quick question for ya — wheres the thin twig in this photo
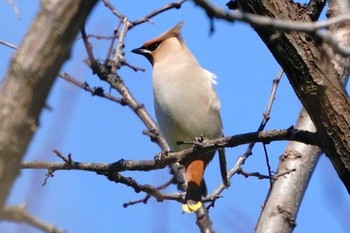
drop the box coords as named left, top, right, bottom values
left=75, top=34, right=116, bottom=41
left=58, top=72, right=124, bottom=104
left=81, top=25, right=96, bottom=63
left=107, top=173, right=182, bottom=203
left=262, top=143, right=273, bottom=186
left=123, top=178, right=174, bottom=207
left=53, top=149, right=72, bottom=164
left=102, top=0, right=124, bottom=19
left=42, top=168, right=54, bottom=186
left=132, top=0, right=188, bottom=26
left=237, top=168, right=296, bottom=180
left=0, top=39, right=18, bottom=50
left=106, top=21, right=122, bottom=61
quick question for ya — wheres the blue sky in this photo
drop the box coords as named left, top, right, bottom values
left=1, top=1, right=349, bottom=233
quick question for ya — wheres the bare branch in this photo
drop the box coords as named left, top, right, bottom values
left=194, top=0, right=350, bottom=31
left=237, top=168, right=296, bottom=180
left=107, top=173, right=182, bottom=203
left=1, top=204, right=64, bottom=233
left=0, top=39, right=18, bottom=50
left=21, top=129, right=320, bottom=173
left=81, top=25, right=96, bottom=64
left=132, top=0, right=188, bottom=26
left=102, top=0, right=125, bottom=19
left=194, top=0, right=350, bottom=56
left=58, top=72, right=124, bottom=104
left=123, top=179, right=173, bottom=207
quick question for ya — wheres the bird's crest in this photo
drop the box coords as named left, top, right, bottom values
left=143, top=21, right=184, bottom=48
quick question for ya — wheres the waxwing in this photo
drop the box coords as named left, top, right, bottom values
left=132, top=22, right=228, bottom=213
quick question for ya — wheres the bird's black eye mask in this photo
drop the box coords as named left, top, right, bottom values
left=145, top=41, right=161, bottom=51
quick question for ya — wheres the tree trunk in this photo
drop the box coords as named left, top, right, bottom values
left=255, top=109, right=322, bottom=233
left=0, top=0, right=98, bottom=209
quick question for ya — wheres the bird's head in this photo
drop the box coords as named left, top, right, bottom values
left=131, top=22, right=185, bottom=66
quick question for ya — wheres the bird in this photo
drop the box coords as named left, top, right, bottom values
left=132, top=22, right=228, bottom=213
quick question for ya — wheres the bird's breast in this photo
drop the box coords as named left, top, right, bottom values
left=153, top=66, right=222, bottom=151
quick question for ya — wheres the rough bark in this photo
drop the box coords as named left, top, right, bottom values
left=238, top=0, right=350, bottom=193
left=0, top=0, right=98, bottom=208
left=255, top=110, right=322, bottom=233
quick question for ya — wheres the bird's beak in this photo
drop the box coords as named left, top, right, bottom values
left=131, top=48, right=147, bottom=55
left=131, top=47, right=153, bottom=65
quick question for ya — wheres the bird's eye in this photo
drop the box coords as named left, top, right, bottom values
left=147, top=42, right=160, bottom=51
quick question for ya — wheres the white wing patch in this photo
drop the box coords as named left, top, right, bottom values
left=204, top=69, right=221, bottom=111
left=205, top=69, right=217, bottom=86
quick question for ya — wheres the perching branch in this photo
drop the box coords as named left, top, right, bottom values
left=22, top=128, right=320, bottom=173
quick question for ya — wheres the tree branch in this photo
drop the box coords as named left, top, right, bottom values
left=106, top=173, right=182, bottom=202
left=195, top=0, right=350, bottom=56
left=123, top=178, right=174, bottom=208
left=59, top=72, right=124, bottom=104
left=1, top=205, right=64, bottom=233
left=21, top=129, right=320, bottom=173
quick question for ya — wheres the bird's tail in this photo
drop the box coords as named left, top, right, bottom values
left=219, top=148, right=229, bottom=188
left=182, top=159, right=206, bottom=213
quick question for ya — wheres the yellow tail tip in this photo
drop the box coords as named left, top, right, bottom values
left=182, top=201, right=202, bottom=213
